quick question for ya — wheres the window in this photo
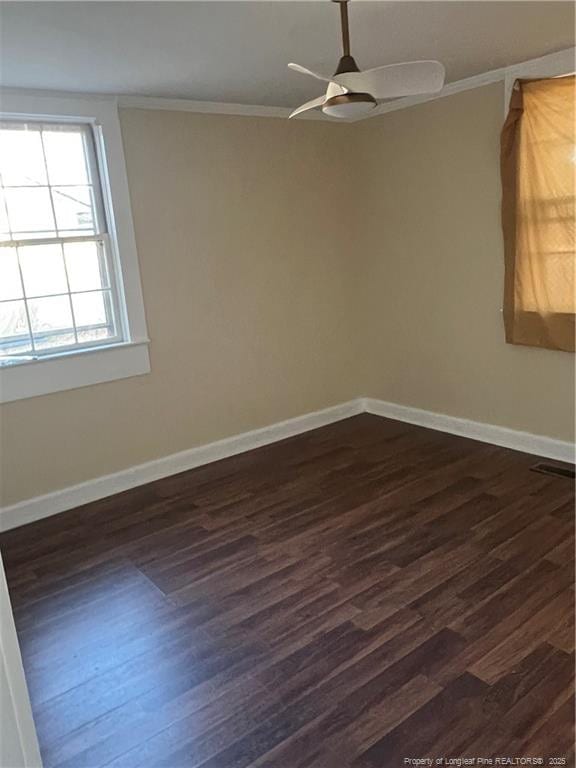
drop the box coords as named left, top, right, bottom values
left=0, top=121, right=123, bottom=359
left=0, top=93, right=149, bottom=402
left=501, top=74, right=575, bottom=352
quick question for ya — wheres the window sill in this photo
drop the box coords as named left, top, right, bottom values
left=0, top=340, right=150, bottom=403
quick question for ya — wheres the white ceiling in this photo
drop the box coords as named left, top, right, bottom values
left=0, top=2, right=574, bottom=108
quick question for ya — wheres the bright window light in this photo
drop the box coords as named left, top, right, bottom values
left=0, top=120, right=125, bottom=362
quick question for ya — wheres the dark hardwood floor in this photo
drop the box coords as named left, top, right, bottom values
left=1, top=414, right=574, bottom=768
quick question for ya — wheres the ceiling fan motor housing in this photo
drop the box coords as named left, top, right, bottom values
left=334, top=55, right=360, bottom=76
left=322, top=92, right=377, bottom=118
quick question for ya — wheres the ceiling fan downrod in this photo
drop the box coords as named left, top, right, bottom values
left=333, top=0, right=360, bottom=75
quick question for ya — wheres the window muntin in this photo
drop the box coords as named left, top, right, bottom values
left=0, top=120, right=124, bottom=362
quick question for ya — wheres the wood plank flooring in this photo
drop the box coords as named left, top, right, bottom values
left=1, top=414, right=574, bottom=768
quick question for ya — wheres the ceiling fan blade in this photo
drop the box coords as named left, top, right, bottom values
left=289, top=95, right=327, bottom=119
left=288, top=62, right=333, bottom=84
left=334, top=60, right=445, bottom=99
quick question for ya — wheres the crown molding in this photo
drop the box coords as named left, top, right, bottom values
left=117, top=95, right=336, bottom=121
left=0, top=87, right=343, bottom=123
left=2, top=48, right=573, bottom=125
left=118, top=95, right=291, bottom=117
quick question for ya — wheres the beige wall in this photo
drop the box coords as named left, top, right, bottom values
left=0, top=110, right=360, bottom=506
left=356, top=83, right=574, bottom=442
left=1, top=88, right=574, bottom=507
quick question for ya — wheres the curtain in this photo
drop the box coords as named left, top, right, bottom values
left=501, top=75, right=575, bottom=352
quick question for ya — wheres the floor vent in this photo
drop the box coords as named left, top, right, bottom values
left=530, top=462, right=575, bottom=480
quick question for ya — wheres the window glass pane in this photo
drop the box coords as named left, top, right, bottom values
left=0, top=191, right=10, bottom=239
left=43, top=128, right=89, bottom=185
left=28, top=294, right=73, bottom=337
left=4, top=187, right=55, bottom=236
left=0, top=300, right=31, bottom=354
left=19, top=244, right=68, bottom=297
left=0, top=248, right=23, bottom=300
left=0, top=125, right=47, bottom=186
left=64, top=241, right=108, bottom=291
left=77, top=326, right=113, bottom=344
left=52, top=186, right=95, bottom=233
left=0, top=338, right=33, bottom=356
left=72, top=290, right=110, bottom=329
left=33, top=330, right=76, bottom=351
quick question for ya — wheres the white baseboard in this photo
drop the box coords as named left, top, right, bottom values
left=0, top=399, right=364, bottom=532
left=2, top=396, right=573, bottom=532
left=363, top=397, right=575, bottom=465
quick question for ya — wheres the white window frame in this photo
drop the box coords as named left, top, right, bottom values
left=0, top=91, right=149, bottom=403
left=503, top=48, right=575, bottom=112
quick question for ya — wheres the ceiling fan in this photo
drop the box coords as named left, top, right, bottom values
left=288, top=0, right=445, bottom=119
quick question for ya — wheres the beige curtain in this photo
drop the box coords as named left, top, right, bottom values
left=501, top=75, right=575, bottom=352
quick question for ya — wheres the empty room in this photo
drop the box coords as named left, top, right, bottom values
left=0, top=1, right=574, bottom=766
